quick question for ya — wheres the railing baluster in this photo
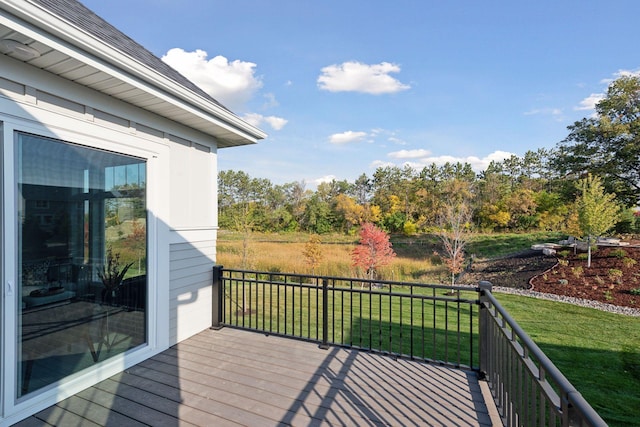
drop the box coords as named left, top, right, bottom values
left=432, top=287, right=437, bottom=361
left=457, top=294, right=461, bottom=366
left=320, top=278, right=329, bottom=349
left=377, top=291, right=381, bottom=351
left=444, top=300, right=449, bottom=363
left=369, top=284, right=373, bottom=350
left=409, top=284, right=414, bottom=360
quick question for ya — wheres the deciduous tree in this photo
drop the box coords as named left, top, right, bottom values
left=554, top=75, right=640, bottom=205
left=302, top=234, right=323, bottom=274
left=438, top=200, right=472, bottom=285
left=575, top=174, right=621, bottom=267
left=351, top=223, right=396, bottom=281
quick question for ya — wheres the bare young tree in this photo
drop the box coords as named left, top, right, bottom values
left=437, top=200, right=472, bottom=286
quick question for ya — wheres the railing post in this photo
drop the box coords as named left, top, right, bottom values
left=319, top=278, right=329, bottom=349
left=211, top=265, right=224, bottom=330
left=478, top=280, right=492, bottom=379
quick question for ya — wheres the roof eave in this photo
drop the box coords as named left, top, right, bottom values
left=1, top=0, right=267, bottom=146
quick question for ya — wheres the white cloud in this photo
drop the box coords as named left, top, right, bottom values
left=377, top=150, right=514, bottom=172
left=329, top=131, right=368, bottom=145
left=242, top=113, right=288, bottom=130
left=264, top=116, right=288, bottom=130
left=370, top=160, right=395, bottom=169
left=388, top=149, right=432, bottom=159
left=314, top=175, right=337, bottom=185
left=318, top=61, right=410, bottom=94
left=161, top=48, right=262, bottom=111
left=578, top=69, right=640, bottom=112
left=602, top=68, right=640, bottom=84
left=575, top=93, right=604, bottom=111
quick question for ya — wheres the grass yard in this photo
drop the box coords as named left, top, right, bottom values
left=495, top=292, right=640, bottom=427
left=467, top=231, right=565, bottom=258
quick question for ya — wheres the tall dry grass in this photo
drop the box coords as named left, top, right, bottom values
left=216, top=231, right=446, bottom=283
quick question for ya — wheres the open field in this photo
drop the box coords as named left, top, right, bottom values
left=216, top=230, right=564, bottom=284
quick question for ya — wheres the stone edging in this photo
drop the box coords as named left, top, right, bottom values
left=492, top=286, right=640, bottom=317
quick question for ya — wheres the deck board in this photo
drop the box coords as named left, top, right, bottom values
left=14, top=328, right=496, bottom=426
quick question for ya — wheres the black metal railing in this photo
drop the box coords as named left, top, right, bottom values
left=212, top=266, right=607, bottom=426
left=213, top=267, right=481, bottom=368
left=479, top=286, right=607, bottom=427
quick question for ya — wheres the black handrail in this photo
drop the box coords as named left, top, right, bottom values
left=480, top=284, right=607, bottom=427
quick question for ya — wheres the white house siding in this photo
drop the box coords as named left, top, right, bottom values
left=169, top=233, right=216, bottom=344
left=167, top=135, right=218, bottom=344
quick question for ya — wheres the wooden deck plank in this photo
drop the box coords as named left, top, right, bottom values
left=15, top=328, right=496, bottom=426
left=168, top=341, right=486, bottom=424
left=105, top=374, right=249, bottom=427
left=191, top=330, right=492, bottom=426
left=179, top=331, right=489, bottom=421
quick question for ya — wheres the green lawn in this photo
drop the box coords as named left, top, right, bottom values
left=224, top=280, right=480, bottom=366
left=468, top=231, right=565, bottom=258
left=495, top=292, right=640, bottom=427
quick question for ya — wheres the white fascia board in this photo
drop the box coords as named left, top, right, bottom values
left=0, top=1, right=267, bottom=143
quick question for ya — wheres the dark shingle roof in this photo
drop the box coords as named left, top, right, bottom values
left=29, top=0, right=227, bottom=109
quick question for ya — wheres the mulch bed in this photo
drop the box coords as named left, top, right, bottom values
left=463, top=246, right=640, bottom=310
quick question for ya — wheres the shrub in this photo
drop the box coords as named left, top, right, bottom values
left=608, top=268, right=623, bottom=278
left=558, top=259, right=569, bottom=267
left=630, top=287, right=640, bottom=296
left=577, top=253, right=589, bottom=260
left=610, top=248, right=628, bottom=258
left=571, top=266, right=584, bottom=278
left=558, top=250, right=570, bottom=258
left=608, top=269, right=624, bottom=284
left=622, top=257, right=637, bottom=268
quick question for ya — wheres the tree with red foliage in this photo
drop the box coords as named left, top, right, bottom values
left=351, top=222, right=396, bottom=281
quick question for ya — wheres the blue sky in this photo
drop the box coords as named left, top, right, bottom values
left=82, top=0, right=640, bottom=187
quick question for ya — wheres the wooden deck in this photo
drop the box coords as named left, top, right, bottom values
left=15, top=328, right=498, bottom=426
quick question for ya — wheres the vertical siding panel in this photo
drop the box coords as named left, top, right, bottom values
left=169, top=239, right=215, bottom=345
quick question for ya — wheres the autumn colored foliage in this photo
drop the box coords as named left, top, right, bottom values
left=302, top=234, right=323, bottom=274
left=351, top=223, right=396, bottom=280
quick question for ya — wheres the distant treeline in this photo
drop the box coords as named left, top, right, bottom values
left=219, top=75, right=640, bottom=236
left=218, top=152, right=637, bottom=236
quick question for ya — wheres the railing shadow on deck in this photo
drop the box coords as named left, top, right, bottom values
left=212, top=266, right=608, bottom=427
left=277, top=343, right=493, bottom=426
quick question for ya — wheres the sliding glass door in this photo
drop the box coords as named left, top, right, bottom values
left=16, top=133, right=147, bottom=397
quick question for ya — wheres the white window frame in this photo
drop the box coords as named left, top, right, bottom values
left=1, top=115, right=163, bottom=422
